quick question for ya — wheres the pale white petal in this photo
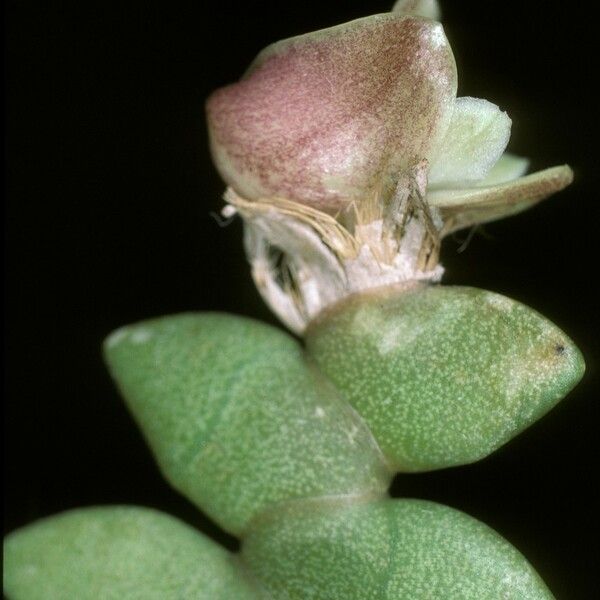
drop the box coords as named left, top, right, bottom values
left=428, top=97, right=511, bottom=189
left=478, top=153, right=529, bottom=186
left=427, top=165, right=573, bottom=234
left=392, top=0, right=441, bottom=20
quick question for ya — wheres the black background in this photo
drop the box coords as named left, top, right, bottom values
left=5, top=1, right=599, bottom=598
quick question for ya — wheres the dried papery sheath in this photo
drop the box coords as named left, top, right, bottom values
left=207, top=3, right=573, bottom=333
left=225, top=163, right=445, bottom=333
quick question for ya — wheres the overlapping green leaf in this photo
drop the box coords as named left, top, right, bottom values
left=104, top=313, right=390, bottom=534
left=306, top=285, right=584, bottom=471
left=243, top=498, right=554, bottom=599
left=4, top=506, right=259, bottom=600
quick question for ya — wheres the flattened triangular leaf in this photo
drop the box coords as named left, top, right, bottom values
left=307, top=285, right=584, bottom=471
left=104, top=313, right=389, bottom=534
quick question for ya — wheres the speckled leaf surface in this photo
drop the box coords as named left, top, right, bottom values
left=3, top=506, right=259, bottom=600
left=243, top=498, right=554, bottom=599
left=104, top=313, right=390, bottom=535
left=306, top=285, right=584, bottom=471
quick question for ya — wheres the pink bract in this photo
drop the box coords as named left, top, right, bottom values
left=207, top=14, right=456, bottom=213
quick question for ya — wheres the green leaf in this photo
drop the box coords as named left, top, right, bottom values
left=306, top=285, right=584, bottom=471
left=243, top=498, right=554, bottom=599
left=104, top=313, right=389, bottom=534
left=3, top=506, right=258, bottom=600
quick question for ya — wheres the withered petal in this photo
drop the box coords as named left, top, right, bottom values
left=429, top=165, right=573, bottom=234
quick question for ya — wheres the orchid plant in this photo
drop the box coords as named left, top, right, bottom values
left=4, top=1, right=583, bottom=599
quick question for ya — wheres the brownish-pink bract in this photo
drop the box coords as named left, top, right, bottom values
left=207, top=14, right=456, bottom=213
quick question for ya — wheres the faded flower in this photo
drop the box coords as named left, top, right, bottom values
left=206, top=0, right=572, bottom=333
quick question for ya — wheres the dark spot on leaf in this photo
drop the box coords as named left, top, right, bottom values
left=555, top=344, right=566, bottom=355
